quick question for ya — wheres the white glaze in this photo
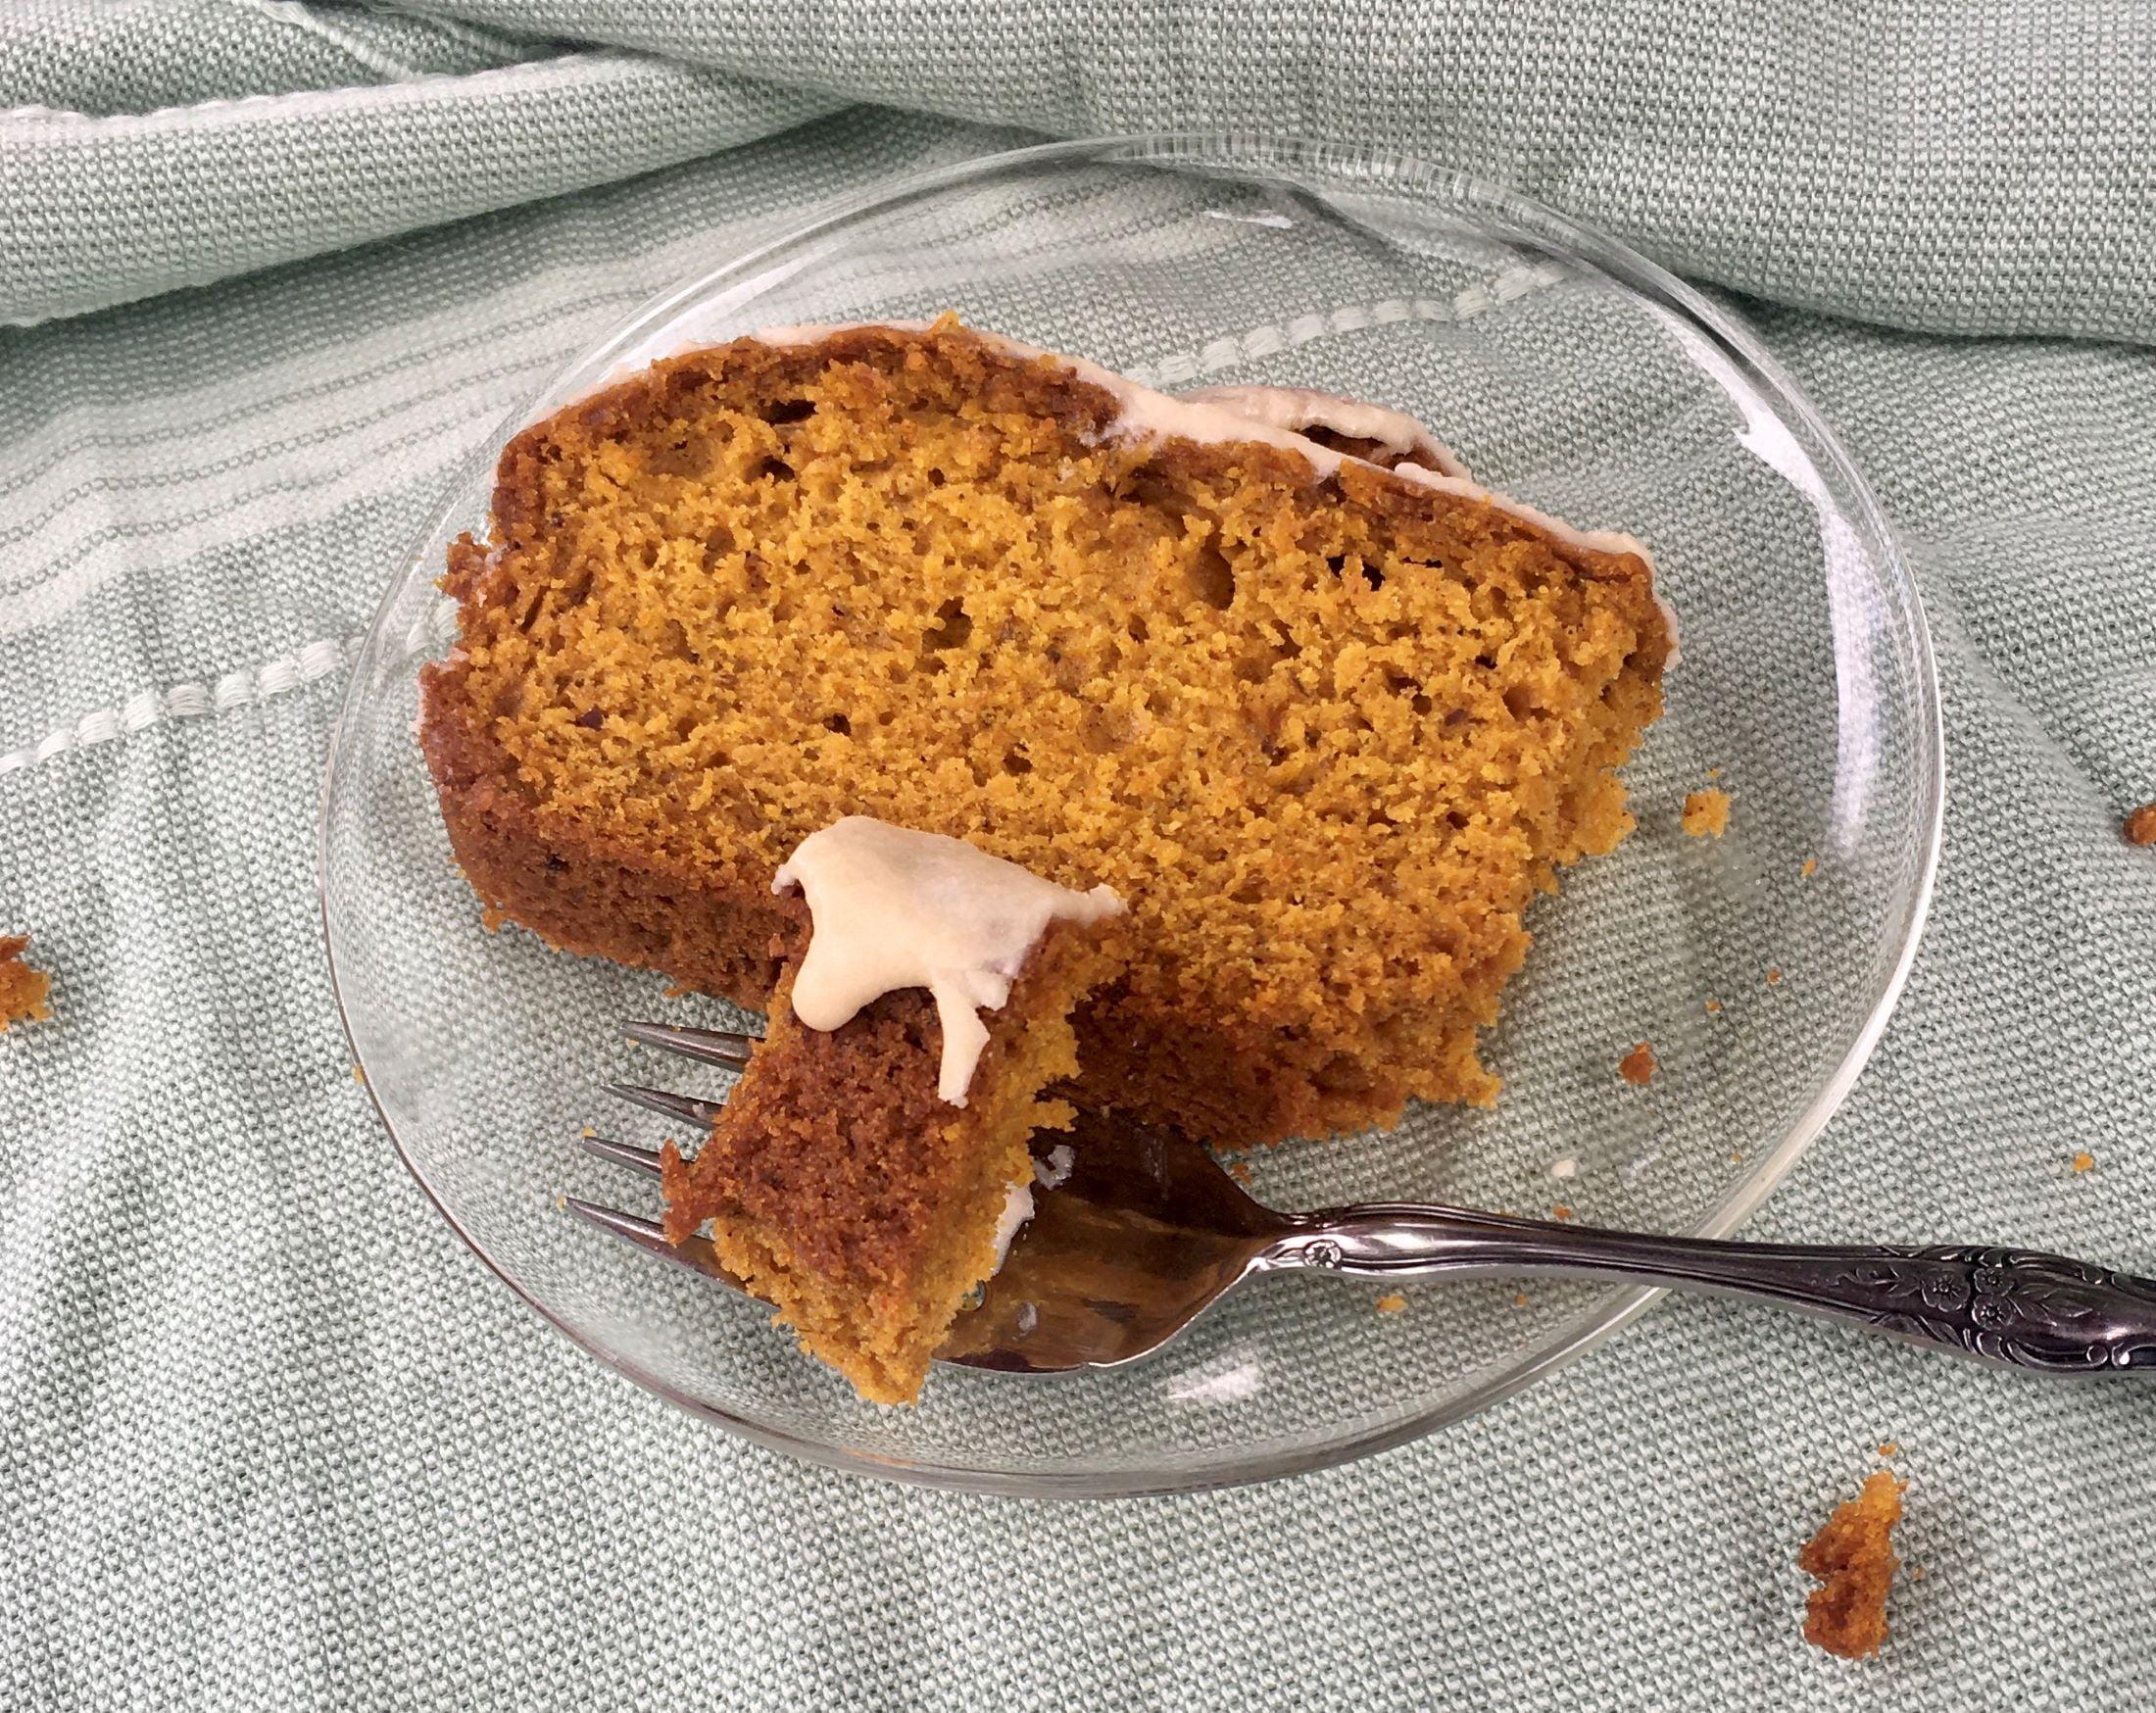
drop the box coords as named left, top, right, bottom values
left=772, top=816, right=1121, bottom=1105
left=1175, top=383, right=1471, bottom=479
left=989, top=1181, right=1035, bottom=1269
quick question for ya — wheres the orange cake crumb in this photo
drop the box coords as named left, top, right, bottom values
left=1550, top=1204, right=1574, bottom=1221
left=1512, top=1291, right=1530, bottom=1306
left=419, top=317, right=1669, bottom=1148
left=1800, top=856, right=1818, bottom=878
left=1618, top=1040, right=1657, bottom=1085
left=1704, top=998, right=1723, bottom=1014
left=2072, top=1150, right=2095, bottom=1174
left=1877, top=1441, right=1899, bottom=1457
left=1800, top=1471, right=1905, bottom=1659
left=2124, top=803, right=2156, bottom=846
left=1682, top=788, right=1731, bottom=839
left=1226, top=1159, right=1253, bottom=1185
left=1766, top=966, right=1784, bottom=986
left=1374, top=1293, right=1407, bottom=1315
left=0, top=936, right=52, bottom=1032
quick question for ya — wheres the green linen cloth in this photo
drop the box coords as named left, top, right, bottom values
left=3, top=4, right=2153, bottom=1707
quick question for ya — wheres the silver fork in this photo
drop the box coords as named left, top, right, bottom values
left=570, top=1023, right=2156, bottom=1376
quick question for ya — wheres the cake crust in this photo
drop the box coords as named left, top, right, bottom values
left=421, top=317, right=1669, bottom=1144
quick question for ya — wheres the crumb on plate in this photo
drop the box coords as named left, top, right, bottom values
left=1618, top=1040, right=1657, bottom=1085
left=1800, top=1470, right=1905, bottom=1659
left=1374, top=1293, right=1407, bottom=1315
left=1682, top=788, right=1732, bottom=839
left=2125, top=803, right=2156, bottom=846
left=0, top=936, right=52, bottom=1032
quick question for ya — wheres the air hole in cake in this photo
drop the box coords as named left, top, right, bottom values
left=1503, top=685, right=1544, bottom=721
left=1443, top=707, right=1469, bottom=726
left=1080, top=708, right=1129, bottom=755
left=703, top=523, right=736, bottom=561
left=573, top=708, right=605, bottom=730
left=927, top=468, right=947, bottom=488
left=1359, top=561, right=1386, bottom=592
left=1411, top=693, right=1434, bottom=715
left=1126, top=613, right=1149, bottom=644
left=544, top=853, right=567, bottom=872
left=822, top=713, right=852, bottom=736
left=753, top=455, right=795, bottom=483
left=922, top=598, right=972, bottom=652
left=763, top=398, right=815, bottom=424
left=1446, top=808, right=1472, bottom=831
left=646, top=437, right=712, bottom=477
left=1475, top=652, right=1497, bottom=671
left=1003, top=750, right=1033, bottom=775
left=658, top=618, right=699, bottom=662
left=1187, top=545, right=1236, bottom=610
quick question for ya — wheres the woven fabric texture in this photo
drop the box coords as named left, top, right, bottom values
left=3, top=6, right=2154, bottom=1709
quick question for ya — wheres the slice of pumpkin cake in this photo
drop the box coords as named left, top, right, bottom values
left=421, top=315, right=1670, bottom=1144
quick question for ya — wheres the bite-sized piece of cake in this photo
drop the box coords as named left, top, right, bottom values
left=0, top=936, right=51, bottom=1032
left=1799, top=1470, right=1906, bottom=1659
left=661, top=818, right=1126, bottom=1404
left=420, top=315, right=1670, bottom=1145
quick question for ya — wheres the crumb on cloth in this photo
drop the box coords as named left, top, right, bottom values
left=2125, top=803, right=2156, bottom=846
left=1683, top=789, right=1732, bottom=839
left=0, top=936, right=52, bottom=1031
left=1618, top=1041, right=1657, bottom=1085
left=1800, top=1470, right=1905, bottom=1660
left=1373, top=1293, right=1407, bottom=1315
left=2072, top=1150, right=2095, bottom=1174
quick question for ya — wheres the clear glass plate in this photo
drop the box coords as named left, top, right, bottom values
left=320, top=135, right=1942, bottom=1496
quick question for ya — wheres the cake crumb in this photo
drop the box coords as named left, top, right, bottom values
left=1550, top=1156, right=1579, bottom=1181
left=1512, top=1292, right=1530, bottom=1307
left=2071, top=1150, right=2095, bottom=1174
left=580, top=1125, right=598, bottom=1139
left=1877, top=1441, right=1899, bottom=1457
left=1800, top=1471, right=1905, bottom=1659
left=1550, top=1204, right=1574, bottom=1222
left=1618, top=1041, right=1657, bottom=1085
left=1227, top=1158, right=1253, bottom=1185
left=1706, top=767, right=1721, bottom=782
left=1800, top=857, right=1819, bottom=879
left=1374, top=1293, right=1407, bottom=1315
left=1682, top=789, right=1732, bottom=839
left=1729, top=1150, right=1745, bottom=1163
left=2125, top=803, right=2156, bottom=846
left=1909, top=1566, right=1926, bottom=1583
left=1704, top=998, right=1723, bottom=1014
left=351, top=1064, right=367, bottom=1086
left=1766, top=966, right=1784, bottom=986
left=0, top=936, right=52, bottom=1032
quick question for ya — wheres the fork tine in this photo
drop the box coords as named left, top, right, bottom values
left=579, top=1133, right=663, bottom=1177
left=606, top=1081, right=725, bottom=1126
left=622, top=1020, right=760, bottom=1071
left=562, top=1197, right=754, bottom=1293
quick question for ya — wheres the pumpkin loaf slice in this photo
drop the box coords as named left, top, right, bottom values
left=421, top=315, right=1670, bottom=1145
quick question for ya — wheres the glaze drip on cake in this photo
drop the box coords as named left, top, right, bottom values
left=1174, top=383, right=1471, bottom=478
left=748, top=319, right=1659, bottom=566
left=774, top=815, right=1123, bottom=1104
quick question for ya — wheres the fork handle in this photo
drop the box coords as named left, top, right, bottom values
left=1260, top=1205, right=2156, bottom=1373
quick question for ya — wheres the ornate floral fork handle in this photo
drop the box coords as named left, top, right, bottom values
left=1264, top=1208, right=2156, bottom=1372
